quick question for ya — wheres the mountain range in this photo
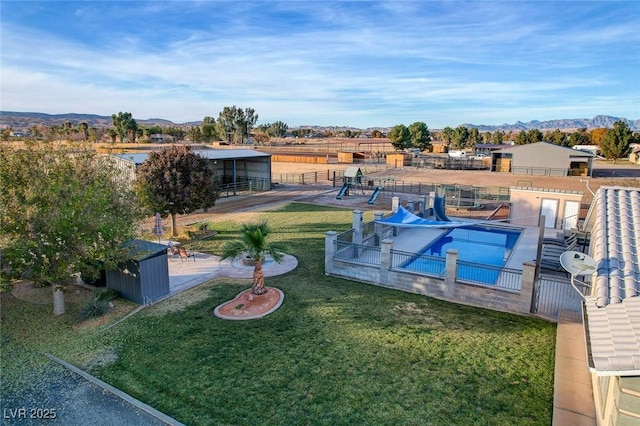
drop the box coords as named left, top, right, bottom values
left=1, top=111, right=638, bottom=132
left=460, top=115, right=639, bottom=132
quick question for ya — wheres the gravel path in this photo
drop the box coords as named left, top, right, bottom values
left=1, top=358, right=174, bottom=426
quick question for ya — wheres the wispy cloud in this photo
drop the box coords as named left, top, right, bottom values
left=1, top=1, right=638, bottom=127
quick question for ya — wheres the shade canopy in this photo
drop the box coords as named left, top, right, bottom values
left=375, top=207, right=475, bottom=228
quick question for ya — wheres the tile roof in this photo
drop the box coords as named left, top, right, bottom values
left=584, top=186, right=640, bottom=374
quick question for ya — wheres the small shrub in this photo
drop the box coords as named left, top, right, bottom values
left=196, top=222, right=210, bottom=231
left=77, top=298, right=110, bottom=322
left=95, top=289, right=118, bottom=302
left=0, top=277, right=13, bottom=293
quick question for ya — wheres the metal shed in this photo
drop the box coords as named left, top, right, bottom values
left=106, top=239, right=170, bottom=304
left=491, top=142, right=594, bottom=176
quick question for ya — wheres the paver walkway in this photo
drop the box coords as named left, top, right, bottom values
left=552, top=315, right=597, bottom=425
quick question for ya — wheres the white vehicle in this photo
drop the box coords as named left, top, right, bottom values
left=448, top=150, right=467, bottom=158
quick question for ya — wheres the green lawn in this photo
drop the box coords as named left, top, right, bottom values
left=1, top=203, right=556, bottom=425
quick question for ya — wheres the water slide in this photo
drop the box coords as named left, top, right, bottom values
left=433, top=196, right=451, bottom=221
left=368, top=186, right=383, bottom=205
left=336, top=182, right=350, bottom=199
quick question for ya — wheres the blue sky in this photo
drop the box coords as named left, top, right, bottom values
left=1, top=1, right=638, bottom=128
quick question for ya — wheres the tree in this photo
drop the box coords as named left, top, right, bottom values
left=601, top=120, right=633, bottom=162
left=590, top=128, right=608, bottom=147
left=491, top=130, right=505, bottom=144
left=568, top=128, right=590, bottom=147
left=220, top=221, right=285, bottom=295
left=407, top=122, right=432, bottom=151
left=468, top=127, right=482, bottom=148
left=388, top=124, right=411, bottom=151
left=253, top=131, right=270, bottom=145
left=528, top=129, right=544, bottom=144
left=441, top=126, right=454, bottom=144
left=29, top=125, right=41, bottom=138
left=188, top=126, right=203, bottom=142
left=165, top=127, right=186, bottom=141
left=201, top=116, right=218, bottom=141
left=136, top=146, right=219, bottom=236
left=215, top=106, right=258, bottom=144
left=108, top=129, right=118, bottom=143
left=266, top=121, right=289, bottom=138
left=515, top=129, right=543, bottom=145
left=451, top=126, right=469, bottom=149
left=0, top=141, right=142, bottom=315
left=545, top=129, right=568, bottom=146
left=79, top=122, right=89, bottom=141
left=515, top=130, right=528, bottom=145
left=111, top=112, right=138, bottom=143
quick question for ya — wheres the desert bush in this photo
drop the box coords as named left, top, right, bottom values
left=77, top=298, right=110, bottom=322
left=95, top=289, right=119, bottom=302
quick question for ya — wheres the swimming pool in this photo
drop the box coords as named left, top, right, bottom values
left=403, top=225, right=522, bottom=284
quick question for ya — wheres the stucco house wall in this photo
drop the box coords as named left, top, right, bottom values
left=509, top=187, right=584, bottom=230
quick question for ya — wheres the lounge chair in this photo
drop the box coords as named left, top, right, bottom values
left=543, top=233, right=578, bottom=248
left=178, top=246, right=196, bottom=262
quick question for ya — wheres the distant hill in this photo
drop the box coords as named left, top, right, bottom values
left=1, top=111, right=638, bottom=132
left=0, top=111, right=178, bottom=129
left=459, top=115, right=639, bottom=132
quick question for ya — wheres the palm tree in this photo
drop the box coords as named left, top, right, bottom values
left=220, top=221, right=285, bottom=295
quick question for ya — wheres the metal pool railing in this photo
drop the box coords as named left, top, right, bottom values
left=334, top=241, right=381, bottom=265
left=391, top=249, right=446, bottom=278
left=336, top=229, right=355, bottom=243
left=333, top=241, right=523, bottom=290
left=456, top=260, right=522, bottom=291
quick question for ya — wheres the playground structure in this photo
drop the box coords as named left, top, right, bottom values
left=334, top=168, right=506, bottom=212
left=336, top=172, right=396, bottom=205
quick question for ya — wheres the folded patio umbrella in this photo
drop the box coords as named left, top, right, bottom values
left=153, top=212, right=164, bottom=243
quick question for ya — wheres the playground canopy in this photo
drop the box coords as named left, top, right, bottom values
left=343, top=166, right=363, bottom=184
left=375, top=207, right=477, bottom=228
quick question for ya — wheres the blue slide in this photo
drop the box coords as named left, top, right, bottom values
left=336, top=182, right=350, bottom=199
left=433, top=196, right=451, bottom=221
left=368, top=186, right=382, bottom=204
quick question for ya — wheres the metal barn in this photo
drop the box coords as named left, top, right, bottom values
left=491, top=142, right=594, bottom=176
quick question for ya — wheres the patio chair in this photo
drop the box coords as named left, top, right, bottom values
left=178, top=246, right=196, bottom=262
left=168, top=244, right=180, bottom=260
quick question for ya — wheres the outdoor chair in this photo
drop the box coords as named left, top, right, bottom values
left=168, top=245, right=180, bottom=260
left=178, top=246, right=196, bottom=262
left=542, top=233, right=578, bottom=248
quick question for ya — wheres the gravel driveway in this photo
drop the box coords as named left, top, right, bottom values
left=1, top=357, right=179, bottom=426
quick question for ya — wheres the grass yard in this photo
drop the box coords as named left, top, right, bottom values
left=1, top=203, right=556, bottom=425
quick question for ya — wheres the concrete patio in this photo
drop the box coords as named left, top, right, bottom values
left=165, top=248, right=298, bottom=296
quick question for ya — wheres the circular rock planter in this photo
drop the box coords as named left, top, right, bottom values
left=213, top=287, right=284, bottom=320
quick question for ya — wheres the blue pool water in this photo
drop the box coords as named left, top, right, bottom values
left=403, top=225, right=522, bottom=284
